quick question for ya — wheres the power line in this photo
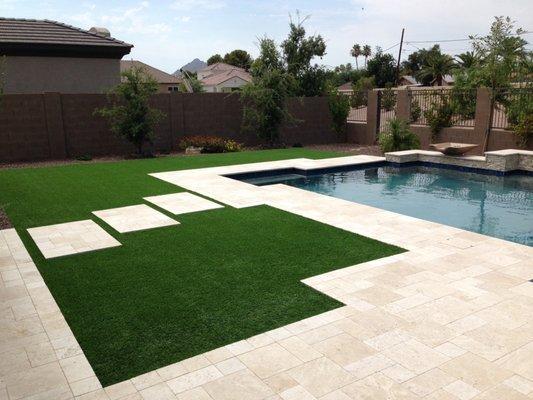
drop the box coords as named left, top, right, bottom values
left=404, top=30, right=532, bottom=44
left=383, top=42, right=400, bottom=52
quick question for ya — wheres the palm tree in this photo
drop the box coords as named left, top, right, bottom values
left=362, top=45, right=371, bottom=68
left=350, top=44, right=361, bottom=69
left=455, top=51, right=479, bottom=69
left=416, top=53, right=456, bottom=86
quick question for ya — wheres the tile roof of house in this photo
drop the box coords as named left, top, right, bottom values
left=0, top=18, right=132, bottom=57
left=338, top=82, right=353, bottom=91
left=121, top=60, right=181, bottom=84
left=201, top=69, right=252, bottom=86
left=200, top=62, right=243, bottom=72
left=401, top=75, right=419, bottom=85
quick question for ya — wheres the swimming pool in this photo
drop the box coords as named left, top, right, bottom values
left=235, top=163, right=533, bottom=246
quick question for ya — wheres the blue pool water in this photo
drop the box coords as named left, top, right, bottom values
left=240, top=164, right=533, bottom=246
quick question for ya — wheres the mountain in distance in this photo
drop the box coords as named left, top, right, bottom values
left=173, top=58, right=207, bottom=76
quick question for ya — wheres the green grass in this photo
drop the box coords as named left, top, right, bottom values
left=0, top=149, right=405, bottom=385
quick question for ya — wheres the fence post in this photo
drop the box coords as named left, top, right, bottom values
left=473, top=87, right=491, bottom=150
left=396, top=89, right=410, bottom=121
left=366, top=90, right=379, bottom=144
left=43, top=92, right=67, bottom=159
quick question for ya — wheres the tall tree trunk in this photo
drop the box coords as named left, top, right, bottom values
left=355, top=58, right=358, bottom=70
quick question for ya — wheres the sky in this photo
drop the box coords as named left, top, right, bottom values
left=2, top=0, right=532, bottom=74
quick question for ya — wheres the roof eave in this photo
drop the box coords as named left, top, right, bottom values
left=0, top=42, right=133, bottom=59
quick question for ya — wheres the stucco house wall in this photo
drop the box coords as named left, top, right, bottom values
left=4, top=56, right=121, bottom=94
left=204, top=76, right=249, bottom=93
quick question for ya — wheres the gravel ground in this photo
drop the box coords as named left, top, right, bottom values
left=0, top=208, right=12, bottom=230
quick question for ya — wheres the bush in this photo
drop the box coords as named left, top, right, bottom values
left=378, top=118, right=420, bottom=152
left=410, top=99, right=422, bottom=123
left=424, top=97, right=453, bottom=138
left=178, top=135, right=243, bottom=153
left=381, top=86, right=396, bottom=111
left=327, top=84, right=351, bottom=139
left=506, top=90, right=533, bottom=147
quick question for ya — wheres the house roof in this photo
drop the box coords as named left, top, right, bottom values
left=338, top=82, right=353, bottom=91
left=400, top=75, right=419, bottom=85
left=0, top=18, right=132, bottom=58
left=121, top=60, right=181, bottom=84
left=201, top=69, right=252, bottom=86
left=200, top=62, right=242, bottom=73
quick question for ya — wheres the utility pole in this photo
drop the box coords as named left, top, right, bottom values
left=396, top=28, right=405, bottom=85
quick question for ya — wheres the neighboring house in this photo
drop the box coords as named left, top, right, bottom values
left=197, top=63, right=252, bottom=92
left=338, top=82, right=353, bottom=95
left=0, top=18, right=132, bottom=94
left=431, top=74, right=454, bottom=87
left=121, top=60, right=182, bottom=93
left=398, top=75, right=421, bottom=87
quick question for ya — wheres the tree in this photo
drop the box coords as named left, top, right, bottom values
left=416, top=53, right=456, bottom=86
left=401, top=45, right=442, bottom=84
left=95, top=66, right=164, bottom=156
left=250, top=37, right=284, bottom=78
left=366, top=48, right=396, bottom=87
left=456, top=51, right=479, bottom=69
left=207, top=54, right=223, bottom=65
left=350, top=44, right=361, bottom=69
left=223, top=49, right=253, bottom=70
left=326, top=82, right=351, bottom=139
left=362, top=45, right=371, bottom=68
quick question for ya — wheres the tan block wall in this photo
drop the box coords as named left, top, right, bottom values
left=3, top=56, right=121, bottom=94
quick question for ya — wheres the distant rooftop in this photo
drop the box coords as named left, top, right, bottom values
left=201, top=68, right=252, bottom=86
left=121, top=60, right=181, bottom=84
left=0, top=18, right=132, bottom=58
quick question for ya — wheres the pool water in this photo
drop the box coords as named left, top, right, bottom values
left=243, top=164, right=533, bottom=246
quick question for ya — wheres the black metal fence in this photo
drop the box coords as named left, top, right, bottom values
left=491, top=87, right=533, bottom=129
left=377, top=89, right=396, bottom=132
left=409, top=88, right=476, bottom=127
left=347, top=91, right=367, bottom=122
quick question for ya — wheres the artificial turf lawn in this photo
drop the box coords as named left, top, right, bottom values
left=0, top=149, right=405, bottom=385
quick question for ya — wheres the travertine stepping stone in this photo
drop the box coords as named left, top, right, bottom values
left=93, top=204, right=179, bottom=233
left=28, top=220, right=121, bottom=259
left=144, top=192, right=223, bottom=215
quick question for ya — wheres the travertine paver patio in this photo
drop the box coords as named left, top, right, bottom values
left=1, top=155, right=532, bottom=400
left=93, top=204, right=179, bottom=233
left=27, top=219, right=121, bottom=259
left=144, top=192, right=223, bottom=215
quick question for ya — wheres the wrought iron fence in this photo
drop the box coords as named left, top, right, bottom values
left=409, top=88, right=476, bottom=127
left=491, top=87, right=533, bottom=130
left=377, top=89, right=396, bottom=132
left=347, top=90, right=367, bottom=122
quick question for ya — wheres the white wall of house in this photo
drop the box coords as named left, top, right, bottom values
left=203, top=76, right=249, bottom=93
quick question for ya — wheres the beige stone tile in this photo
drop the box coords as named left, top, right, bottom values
left=4, top=361, right=71, bottom=400
left=351, top=285, right=403, bottom=306
left=139, top=382, right=176, bottom=400
left=441, top=353, right=514, bottom=391
left=167, top=366, right=222, bottom=394
left=203, top=370, right=273, bottom=400
left=297, top=324, right=342, bottom=345
left=247, top=333, right=275, bottom=348
left=131, top=371, right=164, bottom=391
left=75, top=388, right=111, bottom=400
left=287, top=357, right=354, bottom=397
left=204, top=347, right=233, bottom=364
left=502, top=375, right=533, bottom=396
left=434, top=342, right=468, bottom=358
left=105, top=380, right=138, bottom=400
left=279, top=385, right=316, bottom=400
left=312, top=333, right=375, bottom=367
left=344, top=353, right=395, bottom=380
left=59, top=354, right=95, bottom=383
left=443, top=380, right=480, bottom=400
left=382, top=339, right=449, bottom=375
left=340, top=372, right=421, bottom=399
left=381, top=364, right=416, bottom=383
left=278, top=336, right=322, bottom=362
left=176, top=387, right=213, bottom=400
left=26, top=341, right=57, bottom=367
left=496, top=342, right=533, bottom=381
left=402, top=368, right=456, bottom=397
left=263, top=372, right=298, bottom=394
left=214, top=357, right=246, bottom=375
left=181, top=355, right=211, bottom=373
left=70, top=376, right=102, bottom=397
left=144, top=192, right=223, bottom=215
left=0, top=348, right=30, bottom=376
left=472, top=385, right=530, bottom=400
left=319, top=390, right=352, bottom=400
left=93, top=204, right=178, bottom=233
left=238, top=343, right=302, bottom=379
left=423, top=389, right=461, bottom=400
left=363, top=329, right=411, bottom=351
left=27, top=220, right=120, bottom=259
left=225, top=340, right=254, bottom=356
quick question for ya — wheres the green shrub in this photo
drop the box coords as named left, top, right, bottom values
left=178, top=135, right=243, bottom=153
left=327, top=84, right=351, bottom=139
left=378, top=118, right=420, bottom=152
left=410, top=100, right=422, bottom=123
left=381, top=86, right=396, bottom=111
left=424, top=97, right=453, bottom=138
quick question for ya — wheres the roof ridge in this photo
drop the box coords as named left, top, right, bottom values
left=43, top=19, right=132, bottom=47
left=0, top=17, right=132, bottom=48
